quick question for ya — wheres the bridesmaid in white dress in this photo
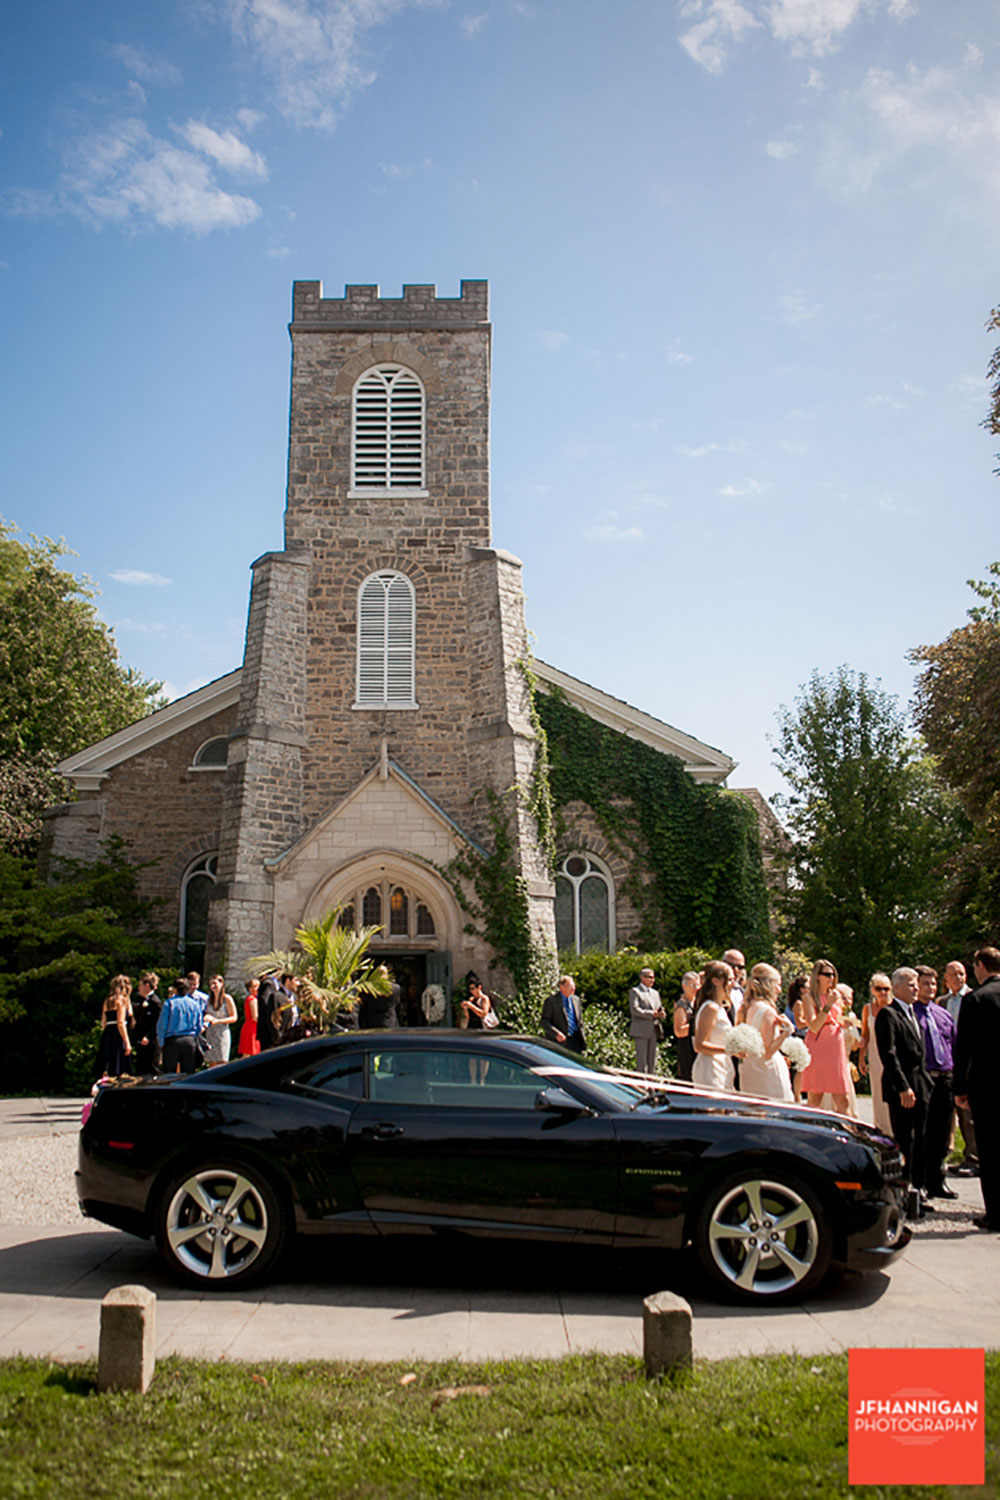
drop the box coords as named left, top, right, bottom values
left=739, top=963, right=794, bottom=1101
left=692, top=961, right=736, bottom=1092
left=860, top=972, right=893, bottom=1135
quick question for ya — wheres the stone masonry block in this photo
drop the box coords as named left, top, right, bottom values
left=642, top=1291, right=693, bottom=1377
left=98, top=1284, right=157, bottom=1393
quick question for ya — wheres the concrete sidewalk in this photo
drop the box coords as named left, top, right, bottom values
left=0, top=1097, right=995, bottom=1365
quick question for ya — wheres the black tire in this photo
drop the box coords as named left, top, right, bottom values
left=154, top=1159, right=288, bottom=1290
left=693, top=1169, right=832, bottom=1304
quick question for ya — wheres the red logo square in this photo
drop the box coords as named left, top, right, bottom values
left=849, top=1348, right=984, bottom=1486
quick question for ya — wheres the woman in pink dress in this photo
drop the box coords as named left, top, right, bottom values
left=800, top=959, right=850, bottom=1114
left=238, top=978, right=260, bottom=1057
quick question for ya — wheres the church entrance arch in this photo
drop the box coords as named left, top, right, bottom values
left=299, top=851, right=459, bottom=1019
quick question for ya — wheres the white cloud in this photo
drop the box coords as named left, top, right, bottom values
left=766, top=139, right=798, bottom=159
left=59, top=118, right=262, bottom=233
left=679, top=0, right=913, bottom=74
left=677, top=442, right=719, bottom=458
left=179, top=122, right=269, bottom=179
left=632, top=418, right=664, bottom=431
left=719, top=477, right=770, bottom=496
left=678, top=0, right=761, bottom=76
left=109, top=569, right=174, bottom=587
left=540, top=329, right=569, bottom=349
left=461, top=11, right=489, bottom=36
left=806, top=66, right=824, bottom=88
left=666, top=342, right=694, bottom=364
left=112, top=44, right=183, bottom=87
left=781, top=438, right=808, bottom=453
left=866, top=392, right=906, bottom=411
left=583, top=524, right=645, bottom=542
left=267, top=243, right=293, bottom=257
left=826, top=58, right=1000, bottom=200
left=223, top=0, right=437, bottom=130
left=779, top=292, right=820, bottom=326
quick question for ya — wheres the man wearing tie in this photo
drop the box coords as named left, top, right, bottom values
left=628, top=967, right=666, bottom=1074
left=541, top=975, right=586, bottom=1054
left=875, top=967, right=932, bottom=1205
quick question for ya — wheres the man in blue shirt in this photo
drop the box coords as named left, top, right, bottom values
left=914, top=964, right=957, bottom=1202
left=157, top=980, right=207, bottom=1074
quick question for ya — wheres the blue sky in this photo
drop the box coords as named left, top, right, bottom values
left=2, top=0, right=998, bottom=802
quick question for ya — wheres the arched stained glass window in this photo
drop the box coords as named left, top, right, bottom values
left=355, top=571, right=417, bottom=709
left=554, top=852, right=615, bottom=955
left=389, top=887, right=408, bottom=936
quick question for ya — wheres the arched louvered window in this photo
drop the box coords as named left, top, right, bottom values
left=354, top=570, right=417, bottom=709
left=352, top=366, right=425, bottom=490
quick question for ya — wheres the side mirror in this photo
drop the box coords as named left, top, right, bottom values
left=535, top=1086, right=586, bottom=1114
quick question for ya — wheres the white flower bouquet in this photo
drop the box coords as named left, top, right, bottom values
left=725, top=1023, right=764, bottom=1058
left=780, top=1035, right=811, bottom=1071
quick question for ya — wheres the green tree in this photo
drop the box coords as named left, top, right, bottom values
left=0, top=838, right=170, bottom=1092
left=771, top=667, right=967, bottom=986
left=910, top=564, right=1000, bottom=939
left=0, top=518, right=161, bottom=848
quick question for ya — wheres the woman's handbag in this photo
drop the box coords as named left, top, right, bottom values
left=482, top=1009, right=500, bottom=1030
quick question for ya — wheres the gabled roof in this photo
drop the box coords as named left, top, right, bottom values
left=57, top=669, right=242, bottom=790
left=532, top=660, right=734, bottom=784
left=56, top=659, right=735, bottom=790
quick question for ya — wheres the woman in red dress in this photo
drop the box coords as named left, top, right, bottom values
left=238, top=978, right=261, bottom=1057
left=800, top=959, right=850, bottom=1114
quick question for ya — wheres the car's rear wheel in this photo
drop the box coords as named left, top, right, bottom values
left=155, top=1161, right=287, bottom=1289
left=693, top=1171, right=832, bottom=1303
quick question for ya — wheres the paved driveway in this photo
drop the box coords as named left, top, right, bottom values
left=0, top=1097, right=994, bottom=1364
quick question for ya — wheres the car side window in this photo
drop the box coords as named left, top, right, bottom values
left=293, top=1053, right=365, bottom=1099
left=369, top=1049, right=543, bottom=1109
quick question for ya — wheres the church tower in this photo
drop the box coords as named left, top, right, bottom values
left=207, top=281, right=556, bottom=1000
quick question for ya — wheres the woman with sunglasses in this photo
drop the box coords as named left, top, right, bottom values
left=860, top=972, right=893, bottom=1134
left=799, top=959, right=851, bottom=1114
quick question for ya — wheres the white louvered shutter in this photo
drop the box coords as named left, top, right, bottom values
left=356, top=571, right=416, bottom=706
left=353, top=367, right=424, bottom=489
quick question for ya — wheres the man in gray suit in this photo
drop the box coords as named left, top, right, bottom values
left=628, top=967, right=666, bottom=1074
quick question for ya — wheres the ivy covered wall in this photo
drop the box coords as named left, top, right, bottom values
left=537, top=689, right=773, bottom=957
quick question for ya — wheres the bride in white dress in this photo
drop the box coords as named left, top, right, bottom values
left=692, top=961, right=736, bottom=1092
left=739, top=963, right=794, bottom=1102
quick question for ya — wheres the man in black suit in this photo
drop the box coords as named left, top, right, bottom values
left=360, top=965, right=401, bottom=1029
left=875, top=967, right=932, bottom=1204
left=541, top=975, right=586, bottom=1054
left=954, top=946, right=1000, bottom=1232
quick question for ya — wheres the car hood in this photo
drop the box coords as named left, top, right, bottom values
left=663, top=1084, right=893, bottom=1148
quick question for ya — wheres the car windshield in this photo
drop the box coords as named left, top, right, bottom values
left=519, top=1045, right=657, bottom=1112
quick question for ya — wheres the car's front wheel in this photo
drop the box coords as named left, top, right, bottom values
left=155, top=1161, right=287, bottom=1289
left=693, top=1171, right=832, bottom=1303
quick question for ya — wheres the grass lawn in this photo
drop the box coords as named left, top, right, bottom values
left=0, top=1351, right=996, bottom=1499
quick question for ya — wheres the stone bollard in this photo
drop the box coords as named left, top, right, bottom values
left=642, top=1290, right=693, bottom=1377
left=98, top=1285, right=157, bottom=1394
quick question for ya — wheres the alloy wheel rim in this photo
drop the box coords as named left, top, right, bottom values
left=707, top=1178, right=819, bottom=1295
left=165, top=1169, right=269, bottom=1279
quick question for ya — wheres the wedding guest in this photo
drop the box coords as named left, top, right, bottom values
left=238, top=977, right=261, bottom=1057
left=132, top=971, right=161, bottom=1075
left=673, top=971, right=698, bottom=1082
left=628, top=967, right=666, bottom=1074
left=799, top=960, right=851, bottom=1115
left=860, top=973, right=893, bottom=1135
left=738, top=963, right=793, bottom=1101
left=954, top=946, right=1000, bottom=1231
left=94, top=974, right=134, bottom=1080
left=876, top=967, right=932, bottom=1203
left=785, top=975, right=810, bottom=1100
left=157, top=980, right=206, bottom=1075
left=692, top=961, right=736, bottom=1093
left=914, top=964, right=958, bottom=1201
left=201, top=974, right=238, bottom=1066
left=941, top=959, right=977, bottom=1176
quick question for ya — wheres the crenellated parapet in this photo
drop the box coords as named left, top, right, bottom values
left=292, top=279, right=489, bottom=330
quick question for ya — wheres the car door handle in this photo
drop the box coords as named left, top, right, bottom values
left=362, top=1122, right=404, bottom=1140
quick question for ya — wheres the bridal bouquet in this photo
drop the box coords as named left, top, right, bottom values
left=780, top=1035, right=811, bottom=1071
left=725, top=1023, right=764, bottom=1058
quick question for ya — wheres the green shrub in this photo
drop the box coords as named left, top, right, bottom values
left=64, top=1022, right=102, bottom=1095
left=565, top=947, right=714, bottom=1015
left=493, top=985, right=674, bottom=1074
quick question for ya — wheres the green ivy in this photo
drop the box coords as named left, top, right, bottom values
left=516, top=654, right=557, bottom=876
left=537, top=689, right=773, bottom=956
left=439, top=788, right=555, bottom=1004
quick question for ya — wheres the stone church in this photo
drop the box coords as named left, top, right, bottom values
left=45, top=280, right=749, bottom=1008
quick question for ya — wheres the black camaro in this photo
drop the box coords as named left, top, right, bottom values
left=77, top=1031, right=910, bottom=1304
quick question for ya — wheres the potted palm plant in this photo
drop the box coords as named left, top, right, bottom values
left=248, top=906, right=391, bottom=1032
